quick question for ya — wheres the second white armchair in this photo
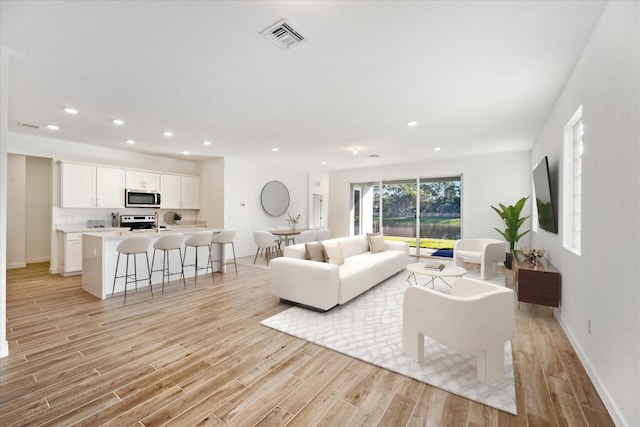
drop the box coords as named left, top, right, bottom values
left=453, top=238, right=506, bottom=279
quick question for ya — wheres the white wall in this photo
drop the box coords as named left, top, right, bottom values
left=196, top=157, right=225, bottom=229
left=223, top=157, right=308, bottom=258
left=1, top=46, right=9, bottom=357
left=25, top=156, right=52, bottom=263
left=328, top=150, right=532, bottom=242
left=6, top=155, right=26, bottom=268
left=530, top=2, right=639, bottom=426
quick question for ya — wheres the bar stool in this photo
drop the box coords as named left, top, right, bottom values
left=150, top=233, right=185, bottom=294
left=182, top=231, right=214, bottom=287
left=112, top=236, right=152, bottom=304
left=208, top=230, right=238, bottom=277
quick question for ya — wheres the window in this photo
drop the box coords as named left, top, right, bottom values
left=563, top=106, right=583, bottom=254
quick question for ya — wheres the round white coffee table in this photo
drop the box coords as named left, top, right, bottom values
left=406, top=262, right=467, bottom=289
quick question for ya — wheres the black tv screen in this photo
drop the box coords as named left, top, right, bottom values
left=533, top=156, right=558, bottom=233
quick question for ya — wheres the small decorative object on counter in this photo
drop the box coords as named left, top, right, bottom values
left=521, top=247, right=545, bottom=267
left=287, top=212, right=300, bottom=230
left=111, top=212, right=119, bottom=227
left=173, top=212, right=182, bottom=225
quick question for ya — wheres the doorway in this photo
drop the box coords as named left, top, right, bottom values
left=6, top=154, right=52, bottom=268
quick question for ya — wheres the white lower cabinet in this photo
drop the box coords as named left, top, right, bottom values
left=57, top=232, right=83, bottom=276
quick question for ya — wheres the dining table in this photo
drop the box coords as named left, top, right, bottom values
left=271, top=229, right=306, bottom=247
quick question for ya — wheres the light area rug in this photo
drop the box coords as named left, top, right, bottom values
left=260, top=268, right=517, bottom=414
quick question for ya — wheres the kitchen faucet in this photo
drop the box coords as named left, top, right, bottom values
left=154, top=211, right=159, bottom=232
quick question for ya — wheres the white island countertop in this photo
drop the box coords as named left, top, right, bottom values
left=83, top=226, right=218, bottom=239
left=82, top=228, right=224, bottom=299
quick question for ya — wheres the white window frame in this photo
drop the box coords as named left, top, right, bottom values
left=562, top=106, right=583, bottom=255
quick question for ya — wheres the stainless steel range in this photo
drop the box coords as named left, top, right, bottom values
left=120, top=215, right=159, bottom=231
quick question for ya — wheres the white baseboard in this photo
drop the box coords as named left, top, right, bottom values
left=26, top=257, right=50, bottom=264
left=555, top=311, right=629, bottom=427
left=6, top=262, right=26, bottom=269
left=0, top=339, right=8, bottom=358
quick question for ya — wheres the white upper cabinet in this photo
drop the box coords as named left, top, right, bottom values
left=61, top=163, right=96, bottom=208
left=96, top=166, right=125, bottom=208
left=160, top=174, right=200, bottom=209
left=60, top=162, right=125, bottom=208
left=160, top=174, right=181, bottom=209
left=180, top=175, right=200, bottom=209
left=125, top=170, right=160, bottom=191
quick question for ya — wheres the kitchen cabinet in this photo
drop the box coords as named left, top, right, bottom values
left=126, top=170, right=160, bottom=191
left=160, top=174, right=200, bottom=209
left=60, top=162, right=125, bottom=208
left=56, top=231, right=83, bottom=276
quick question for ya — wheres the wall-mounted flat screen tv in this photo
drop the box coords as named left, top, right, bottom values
left=532, top=156, right=558, bottom=233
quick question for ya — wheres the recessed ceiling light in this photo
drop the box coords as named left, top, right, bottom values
left=181, top=150, right=189, bottom=155
left=434, top=147, right=442, bottom=151
left=64, top=107, right=78, bottom=114
left=202, top=140, right=211, bottom=146
left=112, top=119, right=125, bottom=125
left=352, top=148, right=359, bottom=155
left=46, top=124, right=60, bottom=130
left=163, top=131, right=173, bottom=137
left=407, top=121, right=417, bottom=127
left=272, top=147, right=279, bottom=152
left=321, top=161, right=327, bottom=165
left=125, top=139, right=135, bottom=144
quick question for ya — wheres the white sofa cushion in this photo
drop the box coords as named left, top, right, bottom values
left=337, top=234, right=369, bottom=258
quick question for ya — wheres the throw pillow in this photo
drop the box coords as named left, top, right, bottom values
left=322, top=241, right=345, bottom=265
left=367, top=232, right=386, bottom=253
left=305, top=242, right=326, bottom=262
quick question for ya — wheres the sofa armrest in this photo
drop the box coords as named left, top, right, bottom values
left=269, top=257, right=340, bottom=311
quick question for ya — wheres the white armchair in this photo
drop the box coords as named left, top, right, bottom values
left=453, top=238, right=506, bottom=279
left=402, top=278, right=514, bottom=384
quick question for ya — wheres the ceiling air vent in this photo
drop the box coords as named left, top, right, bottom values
left=17, top=122, right=40, bottom=130
left=261, top=19, right=305, bottom=50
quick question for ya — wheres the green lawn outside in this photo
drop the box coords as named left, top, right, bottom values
left=384, top=235, right=455, bottom=249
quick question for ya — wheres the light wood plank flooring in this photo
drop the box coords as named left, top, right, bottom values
left=1, top=262, right=614, bottom=426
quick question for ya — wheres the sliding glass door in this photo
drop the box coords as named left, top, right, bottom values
left=351, top=176, right=461, bottom=257
left=418, top=178, right=461, bottom=254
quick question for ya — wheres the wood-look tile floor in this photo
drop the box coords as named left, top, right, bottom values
left=1, top=262, right=614, bottom=426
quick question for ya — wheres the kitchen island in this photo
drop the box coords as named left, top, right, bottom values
left=82, top=228, right=223, bottom=299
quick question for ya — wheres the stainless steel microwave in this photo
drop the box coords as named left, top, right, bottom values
left=125, top=189, right=161, bottom=208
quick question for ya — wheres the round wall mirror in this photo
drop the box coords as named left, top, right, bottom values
left=261, top=180, right=290, bottom=217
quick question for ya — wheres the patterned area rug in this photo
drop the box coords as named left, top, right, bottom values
left=261, top=268, right=517, bottom=414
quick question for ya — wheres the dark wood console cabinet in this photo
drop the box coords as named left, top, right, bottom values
left=513, top=251, right=560, bottom=314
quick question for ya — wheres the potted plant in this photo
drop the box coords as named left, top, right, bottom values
left=491, top=196, right=530, bottom=269
left=173, top=212, right=182, bottom=225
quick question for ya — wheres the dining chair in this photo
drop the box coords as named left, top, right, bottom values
left=315, top=228, right=331, bottom=241
left=296, top=229, right=317, bottom=244
left=253, top=230, right=280, bottom=265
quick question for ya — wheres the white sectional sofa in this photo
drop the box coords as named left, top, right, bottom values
left=269, top=234, right=409, bottom=311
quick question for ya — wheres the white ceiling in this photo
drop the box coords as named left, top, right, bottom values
left=1, top=1, right=606, bottom=172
